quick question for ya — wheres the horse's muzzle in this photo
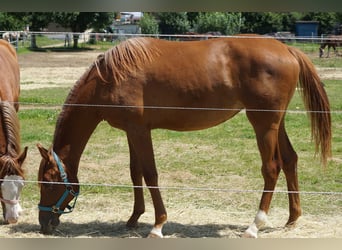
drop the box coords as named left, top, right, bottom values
left=39, top=211, right=60, bottom=234
left=6, top=217, right=19, bottom=224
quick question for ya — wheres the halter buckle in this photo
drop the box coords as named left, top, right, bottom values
left=52, top=205, right=60, bottom=214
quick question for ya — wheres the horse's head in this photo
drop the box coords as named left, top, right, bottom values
left=0, top=146, right=28, bottom=224
left=37, top=143, right=79, bottom=234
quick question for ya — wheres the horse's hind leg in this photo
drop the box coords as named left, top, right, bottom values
left=243, top=112, right=282, bottom=238
left=126, top=138, right=145, bottom=228
left=278, top=122, right=301, bottom=226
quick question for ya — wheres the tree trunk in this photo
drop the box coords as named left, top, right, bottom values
left=30, top=34, right=37, bottom=48
left=73, top=34, right=79, bottom=49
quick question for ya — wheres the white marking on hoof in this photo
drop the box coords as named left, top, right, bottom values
left=148, top=227, right=163, bottom=238
left=243, top=210, right=268, bottom=238
left=242, top=224, right=258, bottom=238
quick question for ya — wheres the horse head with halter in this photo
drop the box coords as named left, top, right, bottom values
left=37, top=145, right=79, bottom=234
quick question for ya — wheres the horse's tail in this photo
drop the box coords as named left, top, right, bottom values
left=288, top=46, right=332, bottom=167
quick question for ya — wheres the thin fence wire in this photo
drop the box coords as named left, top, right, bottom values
left=1, top=178, right=341, bottom=196
left=8, top=101, right=342, bottom=115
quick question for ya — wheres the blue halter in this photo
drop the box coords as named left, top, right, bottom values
left=38, top=151, right=79, bottom=214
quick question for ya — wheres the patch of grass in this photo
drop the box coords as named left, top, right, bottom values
left=19, top=87, right=70, bottom=105
left=19, top=109, right=58, bottom=143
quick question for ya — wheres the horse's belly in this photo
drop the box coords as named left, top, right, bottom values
left=149, top=109, right=241, bottom=131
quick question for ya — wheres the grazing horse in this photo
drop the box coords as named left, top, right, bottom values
left=36, top=36, right=331, bottom=237
left=319, top=35, right=342, bottom=58
left=0, top=39, right=28, bottom=224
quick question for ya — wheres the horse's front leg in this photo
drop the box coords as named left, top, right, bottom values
left=126, top=128, right=167, bottom=238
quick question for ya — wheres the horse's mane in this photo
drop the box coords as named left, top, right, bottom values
left=0, top=101, right=23, bottom=177
left=63, top=38, right=159, bottom=106
left=55, top=38, right=159, bottom=141
left=94, top=37, right=159, bottom=85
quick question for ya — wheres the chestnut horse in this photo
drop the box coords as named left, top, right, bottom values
left=37, top=36, right=331, bottom=237
left=0, top=39, right=28, bottom=224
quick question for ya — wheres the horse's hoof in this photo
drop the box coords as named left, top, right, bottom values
left=147, top=227, right=164, bottom=238
left=242, top=229, right=258, bottom=238
left=147, top=232, right=163, bottom=238
left=126, top=217, right=139, bottom=228
left=285, top=220, right=297, bottom=229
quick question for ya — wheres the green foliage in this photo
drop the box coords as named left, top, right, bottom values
left=20, top=12, right=53, bottom=31
left=54, top=12, right=113, bottom=33
left=0, top=12, right=26, bottom=30
left=195, top=12, right=243, bottom=35
left=241, top=12, right=284, bottom=34
left=301, top=12, right=339, bottom=34
left=240, top=12, right=341, bottom=35
left=157, top=12, right=191, bottom=34
left=139, top=13, right=159, bottom=34
left=54, top=12, right=114, bottom=48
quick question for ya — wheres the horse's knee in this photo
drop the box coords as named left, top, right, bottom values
left=262, top=161, right=280, bottom=181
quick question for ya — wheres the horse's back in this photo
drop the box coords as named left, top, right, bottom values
left=103, top=36, right=300, bottom=131
left=143, top=36, right=299, bottom=106
left=0, top=39, right=20, bottom=107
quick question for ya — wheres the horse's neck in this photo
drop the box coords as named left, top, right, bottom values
left=53, top=105, right=101, bottom=177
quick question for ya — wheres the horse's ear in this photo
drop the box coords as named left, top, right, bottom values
left=37, top=143, right=49, bottom=160
left=17, top=146, right=28, bottom=166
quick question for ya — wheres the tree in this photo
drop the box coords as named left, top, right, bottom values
left=2, top=12, right=53, bottom=48
left=0, top=12, right=26, bottom=30
left=157, top=12, right=191, bottom=34
left=241, top=13, right=284, bottom=34
left=23, top=13, right=53, bottom=48
left=54, top=12, right=114, bottom=48
left=301, top=12, right=338, bottom=35
left=194, top=12, right=243, bottom=35
left=139, top=13, right=159, bottom=34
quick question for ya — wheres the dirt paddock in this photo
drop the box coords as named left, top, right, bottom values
left=0, top=49, right=341, bottom=238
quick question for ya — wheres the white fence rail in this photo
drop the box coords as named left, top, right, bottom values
left=1, top=30, right=341, bottom=51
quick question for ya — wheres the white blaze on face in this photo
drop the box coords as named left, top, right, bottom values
left=1, top=175, right=24, bottom=223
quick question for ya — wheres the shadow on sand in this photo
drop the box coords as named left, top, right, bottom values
left=8, top=220, right=284, bottom=238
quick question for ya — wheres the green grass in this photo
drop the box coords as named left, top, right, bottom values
left=20, top=87, right=70, bottom=105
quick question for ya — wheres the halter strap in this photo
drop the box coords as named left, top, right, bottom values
left=38, top=150, right=79, bottom=214
left=0, top=197, right=19, bottom=205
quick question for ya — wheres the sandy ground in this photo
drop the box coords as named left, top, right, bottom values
left=0, top=49, right=341, bottom=238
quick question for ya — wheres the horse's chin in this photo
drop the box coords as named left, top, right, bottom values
left=40, top=220, right=59, bottom=234
left=40, top=223, right=57, bottom=235
left=6, top=218, right=18, bottom=224
left=39, top=213, right=60, bottom=234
